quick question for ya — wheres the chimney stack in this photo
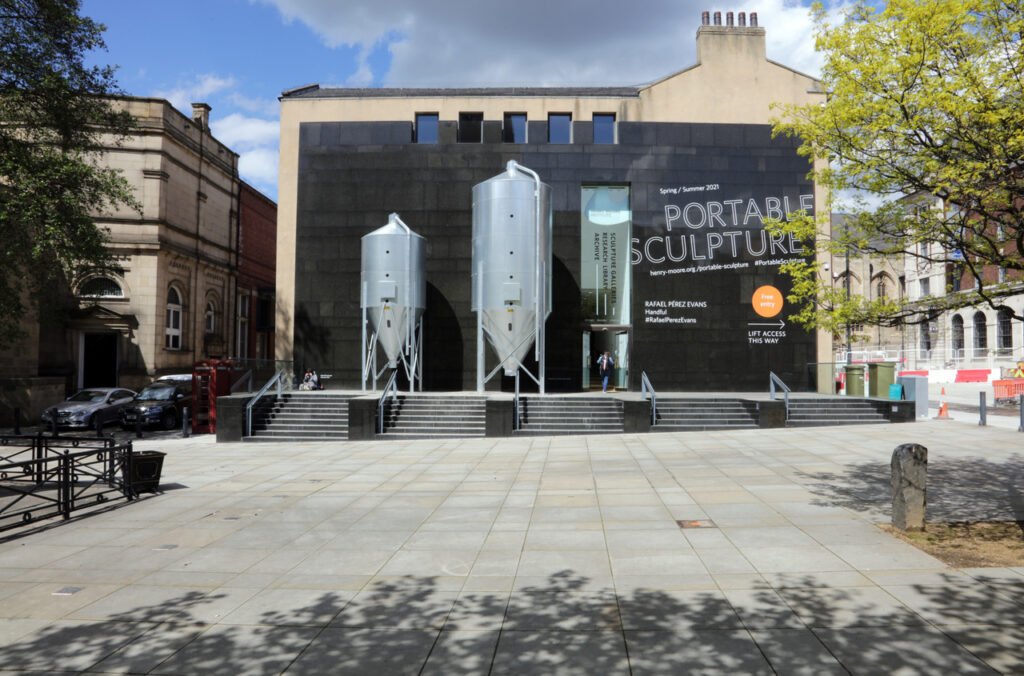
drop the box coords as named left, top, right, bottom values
left=191, top=103, right=211, bottom=131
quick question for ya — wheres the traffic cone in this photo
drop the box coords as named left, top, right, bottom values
left=935, top=386, right=951, bottom=420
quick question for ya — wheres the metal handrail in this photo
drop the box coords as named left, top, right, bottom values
left=245, top=369, right=285, bottom=437
left=513, top=371, right=521, bottom=431
left=640, top=371, right=657, bottom=425
left=231, top=369, right=253, bottom=393
left=769, top=371, right=791, bottom=420
left=377, top=370, right=399, bottom=434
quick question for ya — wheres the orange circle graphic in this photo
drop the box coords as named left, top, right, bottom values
left=752, top=285, right=783, bottom=318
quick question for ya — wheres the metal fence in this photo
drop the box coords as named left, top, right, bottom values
left=0, top=435, right=141, bottom=534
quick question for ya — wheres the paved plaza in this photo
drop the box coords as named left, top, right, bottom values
left=0, top=410, right=1021, bottom=674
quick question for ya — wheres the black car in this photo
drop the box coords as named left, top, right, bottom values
left=121, top=379, right=192, bottom=430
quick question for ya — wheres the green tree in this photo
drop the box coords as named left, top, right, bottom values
left=0, top=0, right=136, bottom=348
left=769, top=0, right=1024, bottom=336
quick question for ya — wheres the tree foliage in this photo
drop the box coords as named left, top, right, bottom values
left=769, top=0, right=1024, bottom=334
left=0, top=0, right=136, bottom=348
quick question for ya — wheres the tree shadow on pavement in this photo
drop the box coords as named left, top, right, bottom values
left=800, top=454, right=1024, bottom=522
left=0, top=569, right=1017, bottom=673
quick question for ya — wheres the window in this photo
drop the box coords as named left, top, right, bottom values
left=919, top=277, right=930, bottom=297
left=919, top=324, right=932, bottom=354
left=204, top=299, right=216, bottom=334
left=548, top=113, right=571, bottom=143
left=593, top=113, right=616, bottom=144
left=998, top=266, right=1007, bottom=283
left=875, top=277, right=888, bottom=300
left=973, top=311, right=987, bottom=357
left=502, top=113, right=527, bottom=143
left=236, top=292, right=250, bottom=360
left=165, top=287, right=182, bottom=350
left=415, top=113, right=438, bottom=144
left=458, top=112, right=483, bottom=143
left=997, top=308, right=1013, bottom=354
left=79, top=276, right=123, bottom=298
left=951, top=315, right=964, bottom=358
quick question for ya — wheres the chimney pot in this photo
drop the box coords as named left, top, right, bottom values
left=726, top=11, right=734, bottom=26
left=701, top=10, right=710, bottom=25
left=738, top=12, right=746, bottom=26
left=750, top=12, right=758, bottom=26
left=713, top=11, right=721, bottom=25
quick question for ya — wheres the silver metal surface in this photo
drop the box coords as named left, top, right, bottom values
left=472, top=161, right=552, bottom=390
left=360, top=213, right=425, bottom=389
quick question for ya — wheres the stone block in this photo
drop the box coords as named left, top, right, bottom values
left=891, top=443, right=927, bottom=531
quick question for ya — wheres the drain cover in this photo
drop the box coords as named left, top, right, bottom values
left=677, top=519, right=716, bottom=529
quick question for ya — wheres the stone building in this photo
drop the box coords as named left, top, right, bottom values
left=276, top=12, right=832, bottom=392
left=0, top=97, right=277, bottom=424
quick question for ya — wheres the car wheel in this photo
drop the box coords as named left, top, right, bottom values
left=161, top=410, right=178, bottom=431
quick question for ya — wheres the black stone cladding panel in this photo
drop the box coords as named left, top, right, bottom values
left=294, top=120, right=816, bottom=392
left=482, top=120, right=502, bottom=144
left=527, top=121, right=547, bottom=145
left=438, top=121, right=458, bottom=144
left=573, top=122, right=594, bottom=145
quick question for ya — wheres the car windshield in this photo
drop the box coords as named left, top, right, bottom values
left=68, top=390, right=108, bottom=403
left=136, top=386, right=176, bottom=401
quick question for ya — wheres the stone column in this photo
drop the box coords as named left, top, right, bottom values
left=891, top=443, right=927, bottom=530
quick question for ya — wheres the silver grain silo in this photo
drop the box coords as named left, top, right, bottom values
left=360, top=213, right=426, bottom=391
left=472, top=161, right=552, bottom=392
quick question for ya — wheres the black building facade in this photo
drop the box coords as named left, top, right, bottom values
left=293, top=118, right=815, bottom=392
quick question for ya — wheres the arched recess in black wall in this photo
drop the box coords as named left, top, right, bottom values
left=421, top=282, right=463, bottom=391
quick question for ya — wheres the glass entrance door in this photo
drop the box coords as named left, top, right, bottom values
left=586, top=325, right=629, bottom=391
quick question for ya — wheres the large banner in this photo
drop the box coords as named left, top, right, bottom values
left=630, top=179, right=815, bottom=389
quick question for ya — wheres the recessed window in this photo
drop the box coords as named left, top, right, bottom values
left=236, top=292, right=249, bottom=360
left=593, top=113, right=616, bottom=144
left=205, top=299, right=217, bottom=334
left=548, top=113, right=571, bottom=143
left=951, top=314, right=965, bottom=357
left=458, top=112, right=483, bottom=143
left=79, top=276, right=123, bottom=298
left=919, top=277, right=930, bottom=297
left=973, top=311, right=988, bottom=357
left=166, top=287, right=183, bottom=350
left=997, top=308, right=1013, bottom=353
left=415, top=113, right=438, bottom=144
left=503, top=113, right=527, bottom=143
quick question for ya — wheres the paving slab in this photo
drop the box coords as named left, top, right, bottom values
left=0, top=417, right=1020, bottom=673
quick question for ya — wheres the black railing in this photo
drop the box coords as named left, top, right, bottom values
left=0, top=435, right=140, bottom=534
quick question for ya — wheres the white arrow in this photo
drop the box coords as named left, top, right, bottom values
left=747, top=320, right=786, bottom=328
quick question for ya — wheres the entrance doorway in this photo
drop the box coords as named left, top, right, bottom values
left=583, top=325, right=629, bottom=391
left=81, top=333, right=118, bottom=388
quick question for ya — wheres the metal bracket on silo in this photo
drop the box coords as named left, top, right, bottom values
left=472, top=161, right=552, bottom=393
left=360, top=213, right=426, bottom=393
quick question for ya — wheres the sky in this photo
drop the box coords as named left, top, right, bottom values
left=81, top=0, right=843, bottom=201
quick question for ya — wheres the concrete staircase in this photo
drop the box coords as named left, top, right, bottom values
left=379, top=395, right=486, bottom=439
left=653, top=398, right=759, bottom=431
left=786, top=398, right=891, bottom=427
left=515, top=397, right=624, bottom=436
left=246, top=392, right=353, bottom=441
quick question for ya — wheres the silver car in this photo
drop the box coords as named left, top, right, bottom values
left=41, top=388, right=137, bottom=430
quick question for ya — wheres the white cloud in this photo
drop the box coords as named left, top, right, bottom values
left=258, top=0, right=837, bottom=87
left=211, top=113, right=279, bottom=150
left=238, top=147, right=280, bottom=192
left=153, top=74, right=236, bottom=115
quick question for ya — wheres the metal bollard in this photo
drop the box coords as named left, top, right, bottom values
left=1019, top=394, right=1023, bottom=433
left=979, top=392, right=987, bottom=427
left=51, top=418, right=59, bottom=437
left=182, top=407, right=191, bottom=438
left=135, top=418, right=143, bottom=439
left=95, top=415, right=104, bottom=437
left=13, top=408, right=20, bottom=435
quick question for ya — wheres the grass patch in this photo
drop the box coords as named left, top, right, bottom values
left=881, top=520, right=1024, bottom=567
